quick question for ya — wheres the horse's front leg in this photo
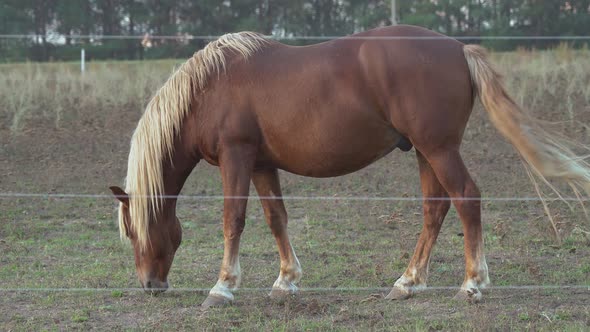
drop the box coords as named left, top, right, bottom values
left=252, top=168, right=302, bottom=300
left=201, top=146, right=256, bottom=308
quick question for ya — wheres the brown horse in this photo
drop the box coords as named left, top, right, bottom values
left=110, top=25, right=590, bottom=307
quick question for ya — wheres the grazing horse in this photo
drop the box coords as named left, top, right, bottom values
left=110, top=25, right=590, bottom=307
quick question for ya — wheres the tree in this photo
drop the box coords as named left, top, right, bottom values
left=2, top=0, right=589, bottom=61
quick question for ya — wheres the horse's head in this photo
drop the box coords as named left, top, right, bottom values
left=109, top=186, right=182, bottom=295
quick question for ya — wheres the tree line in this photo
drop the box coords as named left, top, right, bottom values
left=1, top=0, right=589, bottom=61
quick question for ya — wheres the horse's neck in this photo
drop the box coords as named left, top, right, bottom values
left=162, top=133, right=200, bottom=198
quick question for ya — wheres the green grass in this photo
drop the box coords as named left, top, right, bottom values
left=1, top=193, right=589, bottom=330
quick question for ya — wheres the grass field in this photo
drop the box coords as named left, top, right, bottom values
left=1, top=46, right=590, bottom=330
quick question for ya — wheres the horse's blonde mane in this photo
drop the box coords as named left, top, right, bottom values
left=119, top=32, right=268, bottom=250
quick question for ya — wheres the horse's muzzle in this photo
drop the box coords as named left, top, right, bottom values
left=142, top=279, right=169, bottom=295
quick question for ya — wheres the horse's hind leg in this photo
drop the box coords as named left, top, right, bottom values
left=423, top=148, right=490, bottom=303
left=386, top=151, right=451, bottom=300
left=252, top=168, right=302, bottom=300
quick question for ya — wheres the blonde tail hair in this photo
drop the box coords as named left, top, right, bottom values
left=463, top=45, right=590, bottom=240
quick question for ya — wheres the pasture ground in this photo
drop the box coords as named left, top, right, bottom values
left=1, top=48, right=590, bottom=330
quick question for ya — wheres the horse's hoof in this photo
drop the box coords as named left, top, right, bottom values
left=269, top=288, right=297, bottom=303
left=201, top=294, right=232, bottom=309
left=453, top=288, right=482, bottom=304
left=385, top=287, right=412, bottom=300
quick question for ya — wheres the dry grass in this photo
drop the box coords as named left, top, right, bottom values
left=495, top=45, right=590, bottom=121
left=0, top=60, right=181, bottom=133
left=1, top=45, right=590, bottom=135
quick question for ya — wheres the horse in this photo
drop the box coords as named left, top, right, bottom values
left=109, top=25, right=590, bottom=308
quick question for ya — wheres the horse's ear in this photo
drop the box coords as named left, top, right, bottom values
left=109, top=186, right=129, bottom=206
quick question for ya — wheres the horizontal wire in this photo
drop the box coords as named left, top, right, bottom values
left=1, top=34, right=590, bottom=41
left=0, top=192, right=588, bottom=202
left=0, top=285, right=588, bottom=293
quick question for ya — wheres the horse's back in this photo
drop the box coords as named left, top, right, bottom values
left=200, top=25, right=474, bottom=176
left=240, top=37, right=401, bottom=176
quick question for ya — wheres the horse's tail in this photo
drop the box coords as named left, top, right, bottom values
left=463, top=44, right=590, bottom=198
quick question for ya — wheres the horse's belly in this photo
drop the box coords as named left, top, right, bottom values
left=264, top=124, right=401, bottom=178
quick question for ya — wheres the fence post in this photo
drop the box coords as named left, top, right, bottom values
left=391, top=0, right=397, bottom=25
left=81, top=48, right=85, bottom=73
